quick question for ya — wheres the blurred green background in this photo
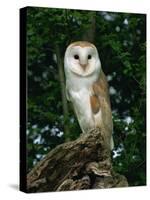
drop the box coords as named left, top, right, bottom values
left=26, top=7, right=146, bottom=186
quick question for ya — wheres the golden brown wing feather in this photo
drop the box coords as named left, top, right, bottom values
left=92, top=69, right=111, bottom=107
left=90, top=69, right=113, bottom=145
left=90, top=95, right=100, bottom=114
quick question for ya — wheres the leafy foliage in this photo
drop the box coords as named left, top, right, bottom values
left=26, top=7, right=146, bottom=186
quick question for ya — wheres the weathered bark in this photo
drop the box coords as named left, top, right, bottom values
left=27, top=128, right=128, bottom=193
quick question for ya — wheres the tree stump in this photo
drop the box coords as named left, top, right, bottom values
left=27, top=128, right=128, bottom=192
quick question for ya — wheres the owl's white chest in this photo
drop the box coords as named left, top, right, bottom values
left=69, top=87, right=95, bottom=132
left=66, top=70, right=102, bottom=133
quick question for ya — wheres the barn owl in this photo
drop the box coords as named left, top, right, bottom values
left=64, top=41, right=114, bottom=149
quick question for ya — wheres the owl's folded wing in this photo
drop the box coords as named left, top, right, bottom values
left=90, top=69, right=111, bottom=114
left=90, top=69, right=114, bottom=149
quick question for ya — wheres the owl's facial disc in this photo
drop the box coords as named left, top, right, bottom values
left=73, top=53, right=92, bottom=71
left=67, top=46, right=100, bottom=76
left=64, top=42, right=101, bottom=77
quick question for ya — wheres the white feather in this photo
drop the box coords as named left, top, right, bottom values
left=69, top=88, right=95, bottom=132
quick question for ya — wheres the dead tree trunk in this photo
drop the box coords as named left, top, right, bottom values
left=82, top=11, right=96, bottom=43
left=27, top=128, right=128, bottom=193
left=55, top=44, right=70, bottom=141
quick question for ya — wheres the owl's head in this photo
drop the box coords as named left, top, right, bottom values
left=64, top=41, right=101, bottom=77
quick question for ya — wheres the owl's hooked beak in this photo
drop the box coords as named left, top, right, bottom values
left=80, top=63, right=87, bottom=71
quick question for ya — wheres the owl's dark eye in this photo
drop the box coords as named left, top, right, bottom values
left=74, top=54, right=79, bottom=59
left=88, top=55, right=92, bottom=59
